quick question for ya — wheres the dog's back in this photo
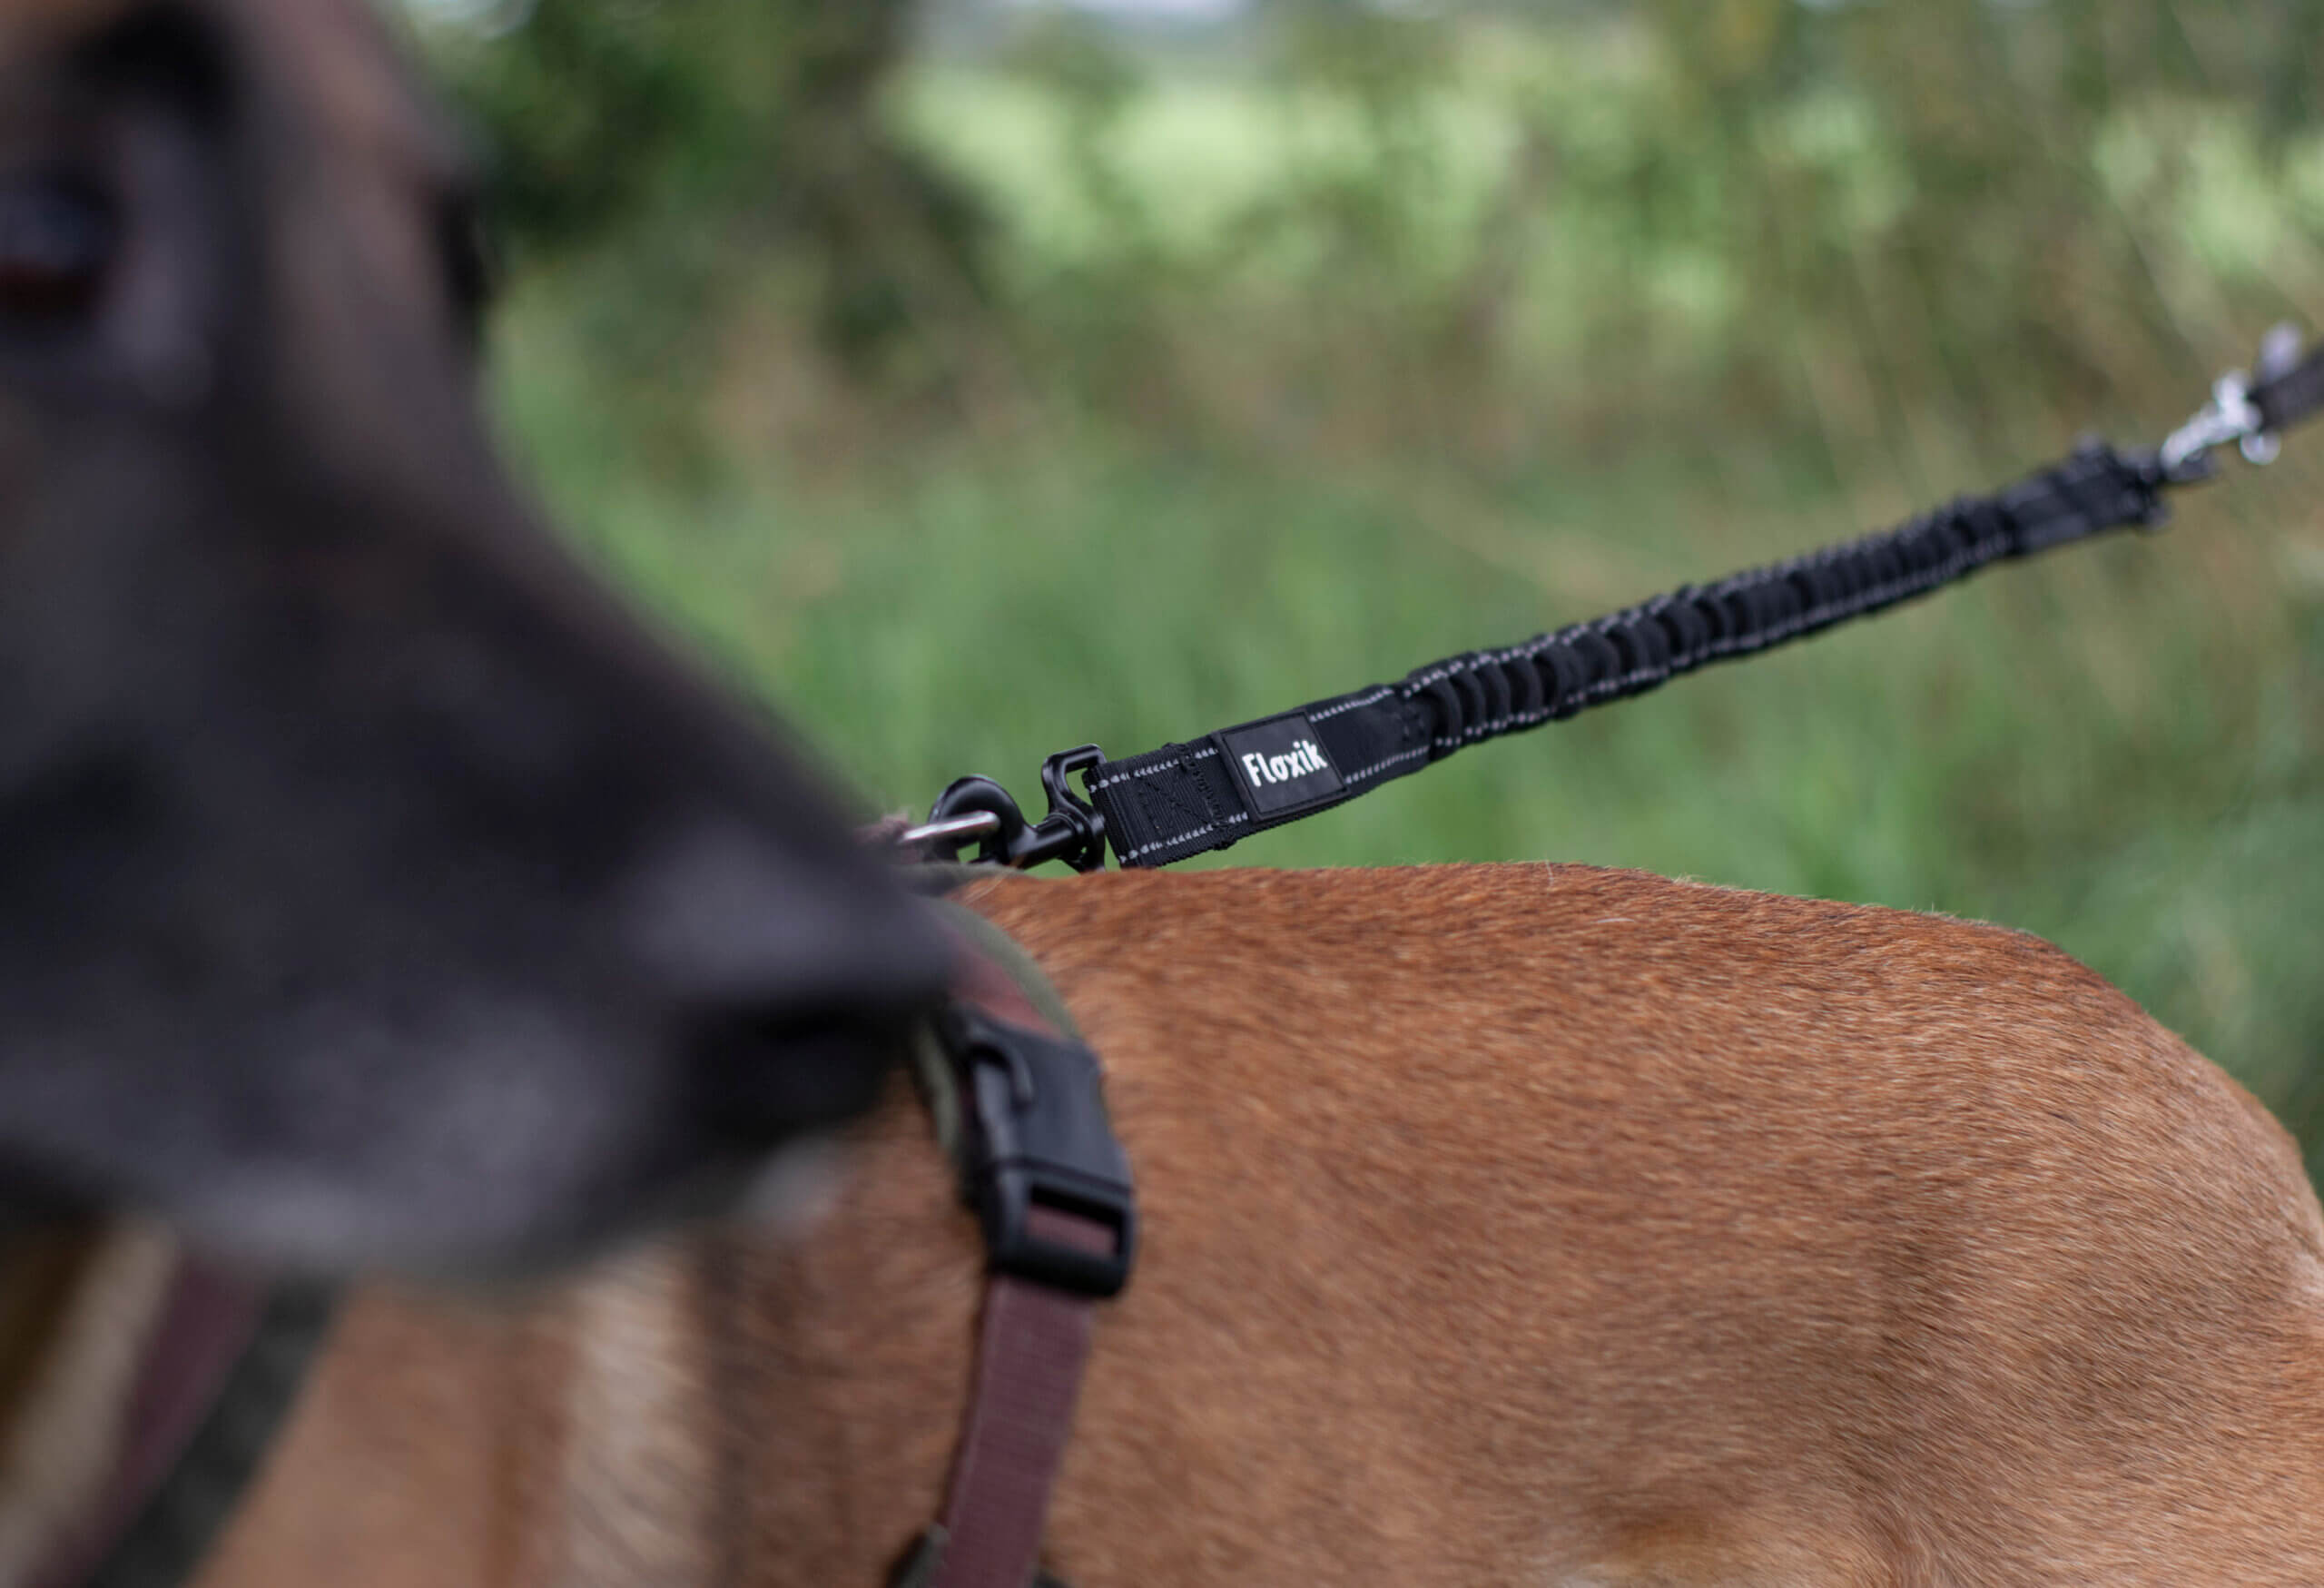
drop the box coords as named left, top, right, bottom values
left=198, top=864, right=2324, bottom=1587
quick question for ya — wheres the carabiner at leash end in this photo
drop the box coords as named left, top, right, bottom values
left=2160, top=324, right=2305, bottom=481
left=897, top=745, right=1108, bottom=873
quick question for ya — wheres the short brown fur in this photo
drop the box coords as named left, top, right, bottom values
left=188, top=865, right=2324, bottom=1586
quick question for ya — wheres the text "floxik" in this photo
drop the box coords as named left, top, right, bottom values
left=1242, top=739, right=1332, bottom=788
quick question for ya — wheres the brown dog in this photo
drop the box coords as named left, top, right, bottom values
left=2, top=4, right=2321, bottom=1586
left=171, top=865, right=2323, bottom=1587
left=9, top=863, right=2324, bottom=1586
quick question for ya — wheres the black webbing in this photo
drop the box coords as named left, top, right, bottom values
left=2254, top=343, right=2324, bottom=436
left=1088, top=443, right=2171, bottom=869
left=1074, top=340, right=2324, bottom=871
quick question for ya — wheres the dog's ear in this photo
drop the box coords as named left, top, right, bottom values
left=0, top=0, right=953, bottom=1273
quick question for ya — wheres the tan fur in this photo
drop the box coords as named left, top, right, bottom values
left=178, top=866, right=2324, bottom=1586
left=0, top=1226, right=174, bottom=1585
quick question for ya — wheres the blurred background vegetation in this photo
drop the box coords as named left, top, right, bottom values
left=409, top=0, right=2323, bottom=1165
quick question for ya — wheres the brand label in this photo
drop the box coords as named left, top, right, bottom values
left=1216, top=715, right=1344, bottom=816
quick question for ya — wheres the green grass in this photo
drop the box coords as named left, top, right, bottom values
left=490, top=281, right=2324, bottom=1168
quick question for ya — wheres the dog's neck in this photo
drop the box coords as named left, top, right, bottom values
left=0, top=1223, right=177, bottom=1588
left=178, top=1076, right=987, bottom=1588
left=554, top=1080, right=984, bottom=1587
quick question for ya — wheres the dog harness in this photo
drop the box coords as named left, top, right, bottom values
left=887, top=887, right=1137, bottom=1588
left=25, top=1258, right=331, bottom=1588
left=23, top=888, right=1118, bottom=1588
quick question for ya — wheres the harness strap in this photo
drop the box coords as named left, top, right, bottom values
left=925, top=1212, right=1108, bottom=1588
left=32, top=1260, right=332, bottom=1588
left=1087, top=441, right=2170, bottom=868
left=892, top=898, right=1135, bottom=1588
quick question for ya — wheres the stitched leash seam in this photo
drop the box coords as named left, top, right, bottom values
left=1119, top=809, right=1247, bottom=863
left=1344, top=745, right=1432, bottom=784
left=1308, top=686, right=1394, bottom=723
left=1088, top=743, right=1219, bottom=793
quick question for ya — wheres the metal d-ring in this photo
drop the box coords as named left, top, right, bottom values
left=897, top=808, right=1006, bottom=852
left=2160, top=371, right=2267, bottom=481
left=902, top=746, right=1108, bottom=873
left=908, top=776, right=1029, bottom=866
left=2161, top=326, right=2309, bottom=479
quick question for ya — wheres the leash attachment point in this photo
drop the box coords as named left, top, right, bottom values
left=1036, top=745, right=1109, bottom=873
left=2161, top=370, right=2266, bottom=481
left=2162, top=325, right=2312, bottom=480
left=897, top=808, right=1006, bottom=852
left=908, top=746, right=1108, bottom=873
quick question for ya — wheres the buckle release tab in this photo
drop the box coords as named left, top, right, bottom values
left=944, top=1008, right=1137, bottom=1298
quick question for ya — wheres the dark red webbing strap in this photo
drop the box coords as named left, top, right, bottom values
left=28, top=1255, right=334, bottom=1588
left=911, top=909, right=1121, bottom=1588
left=30, top=1260, right=263, bottom=1588
left=926, top=1207, right=1110, bottom=1588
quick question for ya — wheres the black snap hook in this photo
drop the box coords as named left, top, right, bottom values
left=909, top=746, right=1108, bottom=873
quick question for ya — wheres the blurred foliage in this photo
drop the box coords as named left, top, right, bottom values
left=424, top=0, right=2324, bottom=454
left=427, top=0, right=2324, bottom=1163
left=429, top=0, right=988, bottom=371
left=913, top=0, right=2324, bottom=459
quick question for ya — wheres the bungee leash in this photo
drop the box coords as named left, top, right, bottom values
left=900, top=324, right=2324, bottom=874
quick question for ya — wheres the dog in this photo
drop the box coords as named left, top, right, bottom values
left=3, top=3, right=2320, bottom=1585
left=0, top=0, right=951, bottom=1270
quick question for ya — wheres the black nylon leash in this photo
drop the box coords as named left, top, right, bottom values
left=903, top=326, right=2324, bottom=873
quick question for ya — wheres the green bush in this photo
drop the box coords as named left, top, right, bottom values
left=427, top=0, right=990, bottom=373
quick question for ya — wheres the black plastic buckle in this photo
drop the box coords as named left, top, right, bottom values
left=943, top=1006, right=1137, bottom=1299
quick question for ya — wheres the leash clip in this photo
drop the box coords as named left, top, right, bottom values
left=903, top=746, right=1108, bottom=872
left=2161, top=328, right=2303, bottom=481
left=2161, top=370, right=2268, bottom=480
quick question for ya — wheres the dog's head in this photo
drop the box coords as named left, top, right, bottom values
left=0, top=0, right=951, bottom=1271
